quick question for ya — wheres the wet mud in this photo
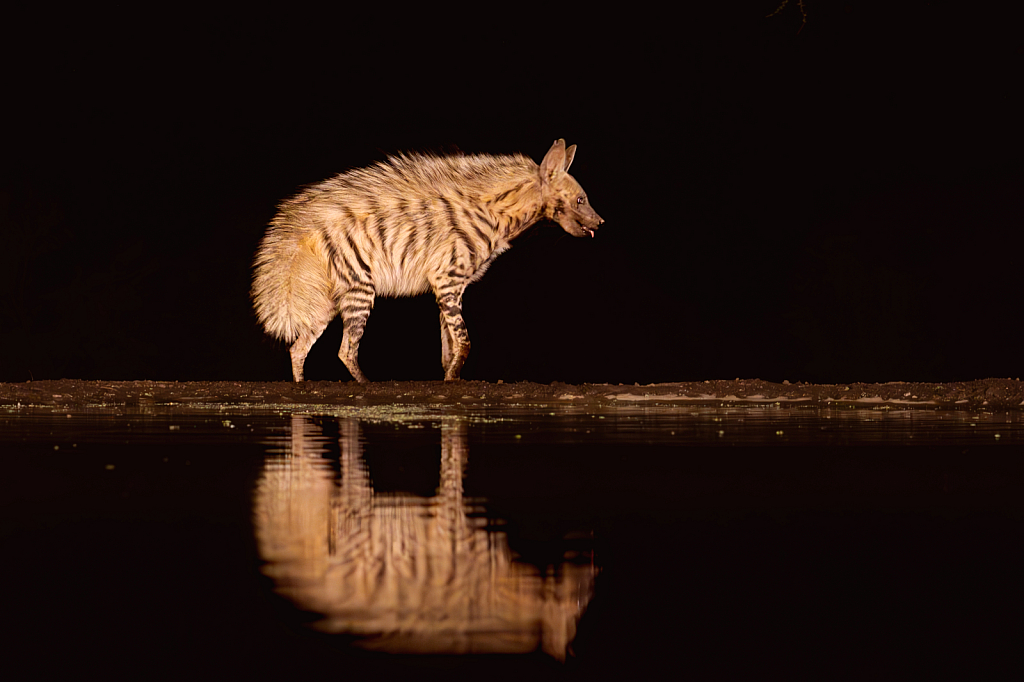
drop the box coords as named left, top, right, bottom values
left=2, top=377, right=1022, bottom=410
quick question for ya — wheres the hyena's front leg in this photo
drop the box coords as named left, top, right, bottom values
left=337, top=284, right=375, bottom=383
left=435, top=285, right=470, bottom=381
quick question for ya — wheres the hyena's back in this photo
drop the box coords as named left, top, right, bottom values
left=252, top=141, right=604, bottom=383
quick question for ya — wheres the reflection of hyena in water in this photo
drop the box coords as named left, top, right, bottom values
left=253, top=416, right=594, bottom=659
left=252, top=139, right=603, bottom=382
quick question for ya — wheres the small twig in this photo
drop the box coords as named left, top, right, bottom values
left=766, top=0, right=808, bottom=34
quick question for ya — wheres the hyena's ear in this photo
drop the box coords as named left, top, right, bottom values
left=563, top=144, right=576, bottom=172
left=540, top=139, right=567, bottom=184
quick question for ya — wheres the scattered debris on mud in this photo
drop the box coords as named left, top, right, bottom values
left=1, top=378, right=1022, bottom=410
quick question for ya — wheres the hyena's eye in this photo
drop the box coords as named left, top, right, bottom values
left=577, top=195, right=586, bottom=205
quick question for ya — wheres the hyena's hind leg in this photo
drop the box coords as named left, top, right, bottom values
left=440, top=311, right=454, bottom=374
left=434, top=284, right=470, bottom=381
left=337, top=283, right=375, bottom=383
left=290, top=318, right=331, bottom=382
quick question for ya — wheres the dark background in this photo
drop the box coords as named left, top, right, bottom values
left=3, top=3, right=1021, bottom=385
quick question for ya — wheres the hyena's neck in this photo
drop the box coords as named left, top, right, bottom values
left=486, top=175, right=544, bottom=241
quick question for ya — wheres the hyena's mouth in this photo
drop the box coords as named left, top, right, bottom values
left=583, top=227, right=596, bottom=238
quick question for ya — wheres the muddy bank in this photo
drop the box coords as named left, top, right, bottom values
left=1, top=378, right=1022, bottom=410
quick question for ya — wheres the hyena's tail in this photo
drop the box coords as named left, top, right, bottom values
left=251, top=227, right=338, bottom=344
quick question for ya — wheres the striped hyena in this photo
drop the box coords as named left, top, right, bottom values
left=252, top=139, right=603, bottom=383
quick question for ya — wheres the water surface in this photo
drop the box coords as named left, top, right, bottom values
left=2, top=402, right=1021, bottom=678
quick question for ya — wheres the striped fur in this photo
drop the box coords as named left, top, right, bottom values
left=252, top=139, right=604, bottom=382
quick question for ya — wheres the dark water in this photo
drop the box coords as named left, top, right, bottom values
left=2, top=403, right=1021, bottom=679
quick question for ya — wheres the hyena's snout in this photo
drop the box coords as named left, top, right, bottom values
left=580, top=209, right=604, bottom=238
left=555, top=203, right=604, bottom=238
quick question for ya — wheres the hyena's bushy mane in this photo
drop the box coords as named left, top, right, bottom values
left=323, top=152, right=539, bottom=196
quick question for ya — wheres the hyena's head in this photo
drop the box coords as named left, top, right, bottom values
left=539, top=139, right=604, bottom=238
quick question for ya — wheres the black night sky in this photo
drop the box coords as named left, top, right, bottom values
left=3, top=4, right=1021, bottom=385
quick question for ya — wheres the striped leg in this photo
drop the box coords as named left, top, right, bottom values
left=435, top=285, right=470, bottom=381
left=440, top=311, right=454, bottom=374
left=289, top=318, right=330, bottom=382
left=337, top=284, right=375, bottom=383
